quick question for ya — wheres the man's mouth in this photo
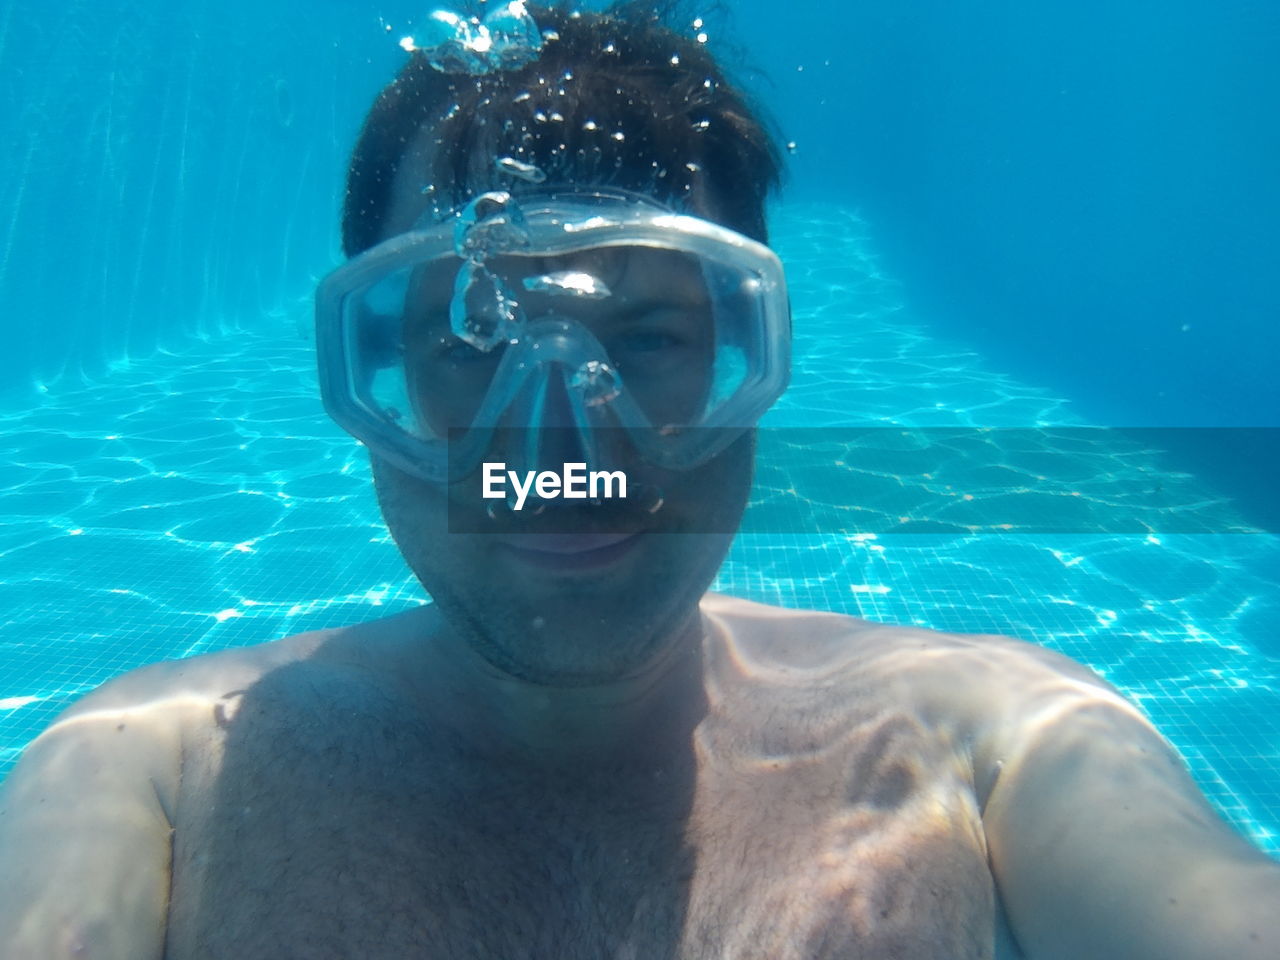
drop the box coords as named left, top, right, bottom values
left=493, top=531, right=643, bottom=571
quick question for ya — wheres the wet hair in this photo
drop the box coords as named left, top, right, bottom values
left=342, top=1, right=784, bottom=256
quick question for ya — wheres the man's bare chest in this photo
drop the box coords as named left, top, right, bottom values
left=162, top=669, right=998, bottom=959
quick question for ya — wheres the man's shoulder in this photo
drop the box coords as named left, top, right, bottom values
left=54, top=607, right=435, bottom=740
left=58, top=627, right=330, bottom=725
left=701, top=592, right=1129, bottom=808
left=700, top=590, right=1117, bottom=726
left=701, top=590, right=1100, bottom=677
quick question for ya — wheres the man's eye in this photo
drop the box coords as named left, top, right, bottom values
left=437, top=338, right=501, bottom=363
left=614, top=330, right=684, bottom=353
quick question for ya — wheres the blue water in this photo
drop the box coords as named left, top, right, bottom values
left=0, top=0, right=1276, bottom=863
left=743, top=0, right=1280, bottom=430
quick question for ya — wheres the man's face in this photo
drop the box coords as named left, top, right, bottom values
left=370, top=149, right=757, bottom=686
left=372, top=431, right=751, bottom=685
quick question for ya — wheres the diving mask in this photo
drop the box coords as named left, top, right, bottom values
left=315, top=187, right=790, bottom=483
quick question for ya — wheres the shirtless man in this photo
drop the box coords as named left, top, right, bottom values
left=2, top=5, right=1277, bottom=959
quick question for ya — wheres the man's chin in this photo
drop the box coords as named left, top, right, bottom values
left=447, top=566, right=683, bottom=686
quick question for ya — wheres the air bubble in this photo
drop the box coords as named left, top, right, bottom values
left=522, top=271, right=612, bottom=299
left=450, top=261, right=523, bottom=351
left=571, top=360, right=622, bottom=407
left=453, top=191, right=530, bottom=259
left=495, top=156, right=547, bottom=183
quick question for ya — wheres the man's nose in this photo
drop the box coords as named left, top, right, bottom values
left=499, top=368, right=632, bottom=496
left=492, top=369, right=590, bottom=488
left=532, top=373, right=590, bottom=472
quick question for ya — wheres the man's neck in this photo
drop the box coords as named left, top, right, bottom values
left=413, top=603, right=710, bottom=777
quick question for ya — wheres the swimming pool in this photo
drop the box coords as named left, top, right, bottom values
left=1, top=203, right=1276, bottom=856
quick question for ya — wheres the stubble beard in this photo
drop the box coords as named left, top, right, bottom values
left=371, top=456, right=724, bottom=688
left=400, top=530, right=722, bottom=688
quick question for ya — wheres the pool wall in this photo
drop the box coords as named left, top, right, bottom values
left=0, top=1, right=410, bottom=399
left=731, top=0, right=1280, bottom=428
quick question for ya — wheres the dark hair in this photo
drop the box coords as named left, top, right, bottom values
left=342, top=2, right=784, bottom=256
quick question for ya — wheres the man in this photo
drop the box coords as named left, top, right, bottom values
left=2, top=4, right=1277, bottom=958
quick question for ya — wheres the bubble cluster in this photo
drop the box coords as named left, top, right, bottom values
left=404, top=2, right=547, bottom=76
left=570, top=359, right=623, bottom=407
left=449, top=191, right=532, bottom=350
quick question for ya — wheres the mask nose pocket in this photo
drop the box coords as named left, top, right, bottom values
left=487, top=320, right=614, bottom=484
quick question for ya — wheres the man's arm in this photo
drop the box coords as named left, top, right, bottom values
left=977, top=650, right=1280, bottom=959
left=0, top=670, right=181, bottom=960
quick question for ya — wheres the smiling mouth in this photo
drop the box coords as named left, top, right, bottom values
left=494, top=531, right=643, bottom=571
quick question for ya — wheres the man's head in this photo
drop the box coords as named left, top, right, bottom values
left=330, top=2, right=786, bottom=687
